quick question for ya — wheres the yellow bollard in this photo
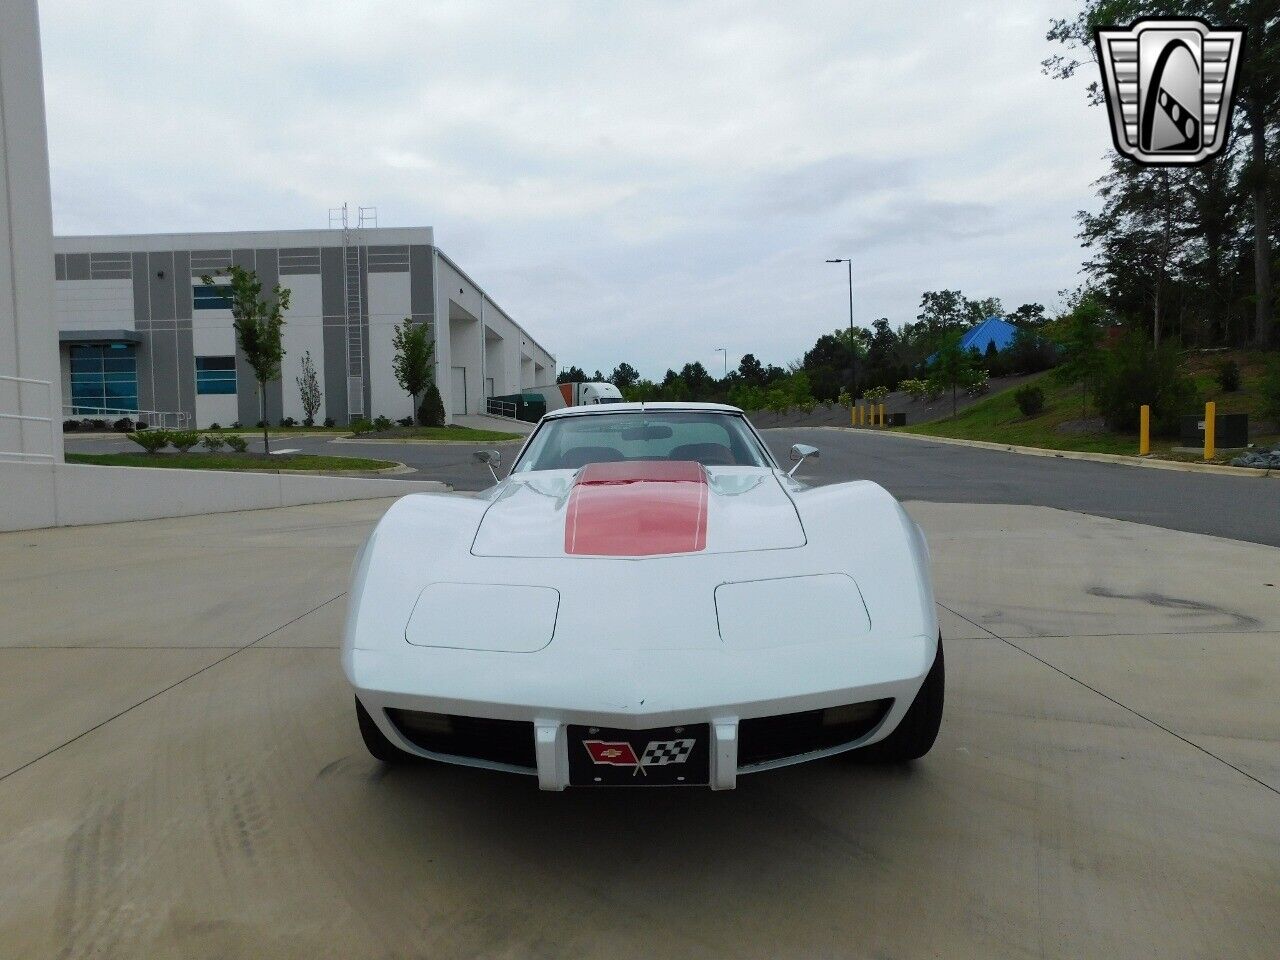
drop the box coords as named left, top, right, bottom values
left=878, top=403, right=886, bottom=427
left=1203, top=401, right=1215, bottom=460
left=1139, top=405, right=1150, bottom=455
left=858, top=405, right=864, bottom=427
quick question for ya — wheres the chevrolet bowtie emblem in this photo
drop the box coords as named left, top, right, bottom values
left=1095, top=17, right=1245, bottom=166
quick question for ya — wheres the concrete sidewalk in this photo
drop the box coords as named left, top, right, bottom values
left=0, top=498, right=1276, bottom=959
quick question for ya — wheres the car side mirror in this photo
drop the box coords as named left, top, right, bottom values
left=787, top=443, right=819, bottom=477
left=474, top=449, right=501, bottom=482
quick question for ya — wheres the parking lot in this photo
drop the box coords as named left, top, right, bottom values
left=2, top=487, right=1277, bottom=959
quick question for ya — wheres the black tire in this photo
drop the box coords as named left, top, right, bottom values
left=355, top=697, right=417, bottom=763
left=852, top=637, right=944, bottom=763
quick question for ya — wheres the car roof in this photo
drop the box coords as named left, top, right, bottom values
left=543, top=401, right=745, bottom=419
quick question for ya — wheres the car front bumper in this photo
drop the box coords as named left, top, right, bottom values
left=344, top=633, right=936, bottom=790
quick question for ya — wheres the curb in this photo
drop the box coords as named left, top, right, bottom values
left=783, top=425, right=1278, bottom=478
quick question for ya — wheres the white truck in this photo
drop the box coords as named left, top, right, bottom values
left=529, top=381, right=625, bottom=411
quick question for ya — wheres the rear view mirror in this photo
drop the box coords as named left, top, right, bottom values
left=474, top=449, right=502, bottom=483
left=787, top=443, right=819, bottom=477
left=621, top=425, right=673, bottom=441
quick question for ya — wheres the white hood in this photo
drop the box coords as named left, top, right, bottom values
left=470, top=466, right=807, bottom=559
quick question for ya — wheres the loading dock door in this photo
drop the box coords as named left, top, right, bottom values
left=451, top=366, right=467, bottom=415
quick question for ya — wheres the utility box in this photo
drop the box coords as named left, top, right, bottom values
left=1180, top=413, right=1248, bottom=448
left=886, top=412, right=906, bottom=427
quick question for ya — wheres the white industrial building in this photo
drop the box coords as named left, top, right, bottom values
left=53, top=227, right=554, bottom=428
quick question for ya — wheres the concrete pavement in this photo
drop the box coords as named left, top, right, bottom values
left=1, top=496, right=1276, bottom=959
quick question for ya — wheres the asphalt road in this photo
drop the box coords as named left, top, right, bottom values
left=67, top=427, right=1280, bottom=547
left=762, top=427, right=1280, bottom=548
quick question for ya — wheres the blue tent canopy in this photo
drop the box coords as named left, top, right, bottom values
left=959, top=316, right=1017, bottom=353
left=927, top=316, right=1018, bottom=365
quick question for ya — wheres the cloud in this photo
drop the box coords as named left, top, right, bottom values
left=39, top=0, right=1110, bottom=378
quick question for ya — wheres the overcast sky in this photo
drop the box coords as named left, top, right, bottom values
left=39, top=0, right=1108, bottom=379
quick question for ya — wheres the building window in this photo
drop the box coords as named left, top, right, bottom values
left=69, top=343, right=138, bottom=414
left=193, top=284, right=233, bottom=310
left=196, top=356, right=237, bottom=395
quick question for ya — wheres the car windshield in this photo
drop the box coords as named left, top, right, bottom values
left=513, top=411, right=772, bottom=472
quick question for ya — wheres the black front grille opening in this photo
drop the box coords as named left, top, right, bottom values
left=386, top=709, right=536, bottom=770
left=738, top=699, right=894, bottom=768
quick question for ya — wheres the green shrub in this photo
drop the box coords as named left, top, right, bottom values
left=836, top=388, right=852, bottom=407
left=964, top=368, right=990, bottom=396
left=863, top=385, right=890, bottom=403
left=224, top=435, right=248, bottom=453
left=1014, top=384, right=1045, bottom=417
left=201, top=434, right=226, bottom=452
left=898, top=378, right=928, bottom=401
left=128, top=430, right=170, bottom=453
left=348, top=418, right=373, bottom=434
left=1095, top=335, right=1197, bottom=435
left=1216, top=359, right=1241, bottom=393
left=168, top=430, right=201, bottom=453
left=373, top=415, right=393, bottom=432
left=417, top=383, right=446, bottom=427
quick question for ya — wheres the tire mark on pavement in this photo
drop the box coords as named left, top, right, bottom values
left=938, top=601, right=1280, bottom=799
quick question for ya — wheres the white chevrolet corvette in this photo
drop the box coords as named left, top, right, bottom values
left=342, top=403, right=942, bottom=789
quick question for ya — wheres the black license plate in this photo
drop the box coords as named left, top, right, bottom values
left=568, top=723, right=710, bottom=786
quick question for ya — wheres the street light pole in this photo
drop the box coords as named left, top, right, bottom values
left=825, top=258, right=856, bottom=394
left=714, top=347, right=727, bottom=378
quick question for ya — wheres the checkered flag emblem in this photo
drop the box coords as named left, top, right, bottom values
left=640, top=739, right=695, bottom=767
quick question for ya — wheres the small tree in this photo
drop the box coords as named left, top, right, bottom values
left=202, top=266, right=290, bottom=453
left=929, top=331, right=977, bottom=417
left=1050, top=295, right=1107, bottom=419
left=296, top=351, right=322, bottom=426
left=417, top=382, right=446, bottom=427
left=392, top=320, right=434, bottom=419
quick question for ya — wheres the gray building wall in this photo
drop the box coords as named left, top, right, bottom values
left=53, top=229, right=551, bottom=428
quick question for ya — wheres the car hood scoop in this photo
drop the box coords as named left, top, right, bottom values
left=471, top=462, right=806, bottom=558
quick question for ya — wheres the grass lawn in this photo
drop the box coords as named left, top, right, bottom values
left=67, top=452, right=397, bottom=472
left=352, top=426, right=523, bottom=441
left=896, top=349, right=1279, bottom=461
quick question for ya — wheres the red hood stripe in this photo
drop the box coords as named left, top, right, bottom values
left=565, top=460, right=708, bottom=556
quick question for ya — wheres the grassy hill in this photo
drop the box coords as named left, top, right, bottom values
left=896, top=350, right=1279, bottom=461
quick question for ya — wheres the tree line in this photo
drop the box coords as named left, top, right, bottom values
left=560, top=289, right=1056, bottom=412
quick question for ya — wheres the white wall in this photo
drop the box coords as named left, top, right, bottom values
left=0, top=459, right=446, bottom=532
left=279, top=274, right=326, bottom=424
left=191, top=300, right=237, bottom=428
left=0, top=0, right=62, bottom=462
left=366, top=272, right=413, bottom=422
left=54, top=279, right=134, bottom=329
